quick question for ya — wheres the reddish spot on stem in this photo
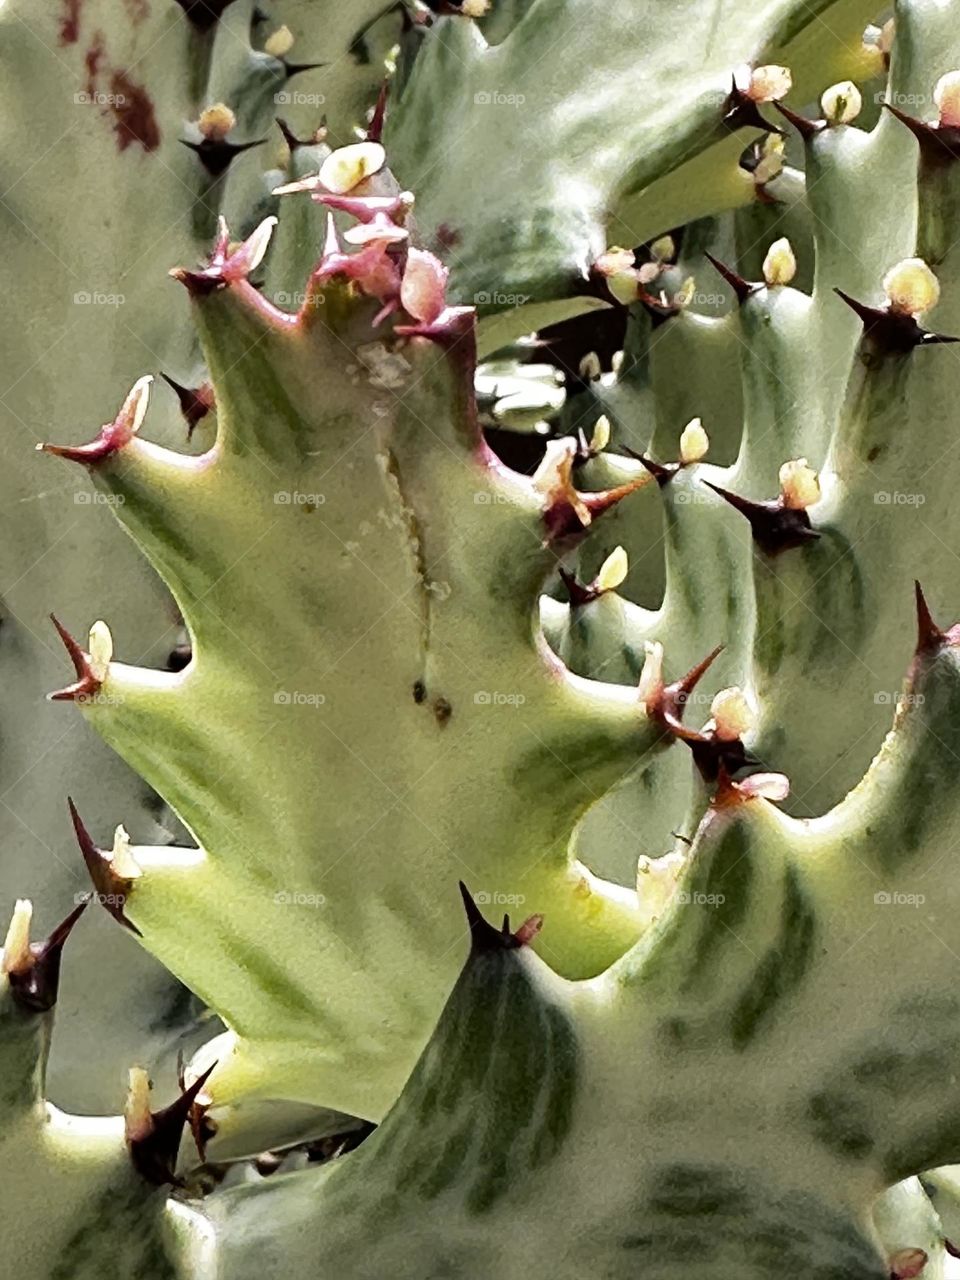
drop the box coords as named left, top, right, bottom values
left=123, top=0, right=150, bottom=22
left=60, top=0, right=82, bottom=43
left=110, top=70, right=160, bottom=152
left=435, top=223, right=461, bottom=251
left=84, top=32, right=104, bottom=98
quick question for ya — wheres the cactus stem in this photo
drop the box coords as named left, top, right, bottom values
left=704, top=252, right=758, bottom=304
left=834, top=288, right=959, bottom=352
left=47, top=615, right=102, bottom=703
left=6, top=898, right=88, bottom=1014
left=126, top=1061, right=217, bottom=1185
left=703, top=481, right=820, bottom=554
left=67, top=799, right=142, bottom=936
left=38, top=374, right=152, bottom=464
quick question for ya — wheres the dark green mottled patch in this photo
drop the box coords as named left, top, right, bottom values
left=806, top=1089, right=875, bottom=1160
left=681, top=821, right=755, bottom=994
left=730, top=863, right=817, bottom=1048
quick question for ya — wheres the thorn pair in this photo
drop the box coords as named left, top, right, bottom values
left=126, top=1061, right=217, bottom=1185
left=458, top=883, right=542, bottom=952
left=2, top=897, right=88, bottom=1013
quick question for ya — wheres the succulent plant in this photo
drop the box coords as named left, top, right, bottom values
left=7, top=0, right=960, bottom=1277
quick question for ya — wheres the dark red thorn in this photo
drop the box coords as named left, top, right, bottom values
left=7, top=898, right=89, bottom=1014
left=704, top=481, right=820, bottom=555
left=128, top=1062, right=217, bottom=1186
left=458, top=882, right=521, bottom=952
left=657, top=645, right=724, bottom=739
left=176, top=1052, right=217, bottom=1161
left=368, top=81, right=388, bottom=143
left=623, top=446, right=679, bottom=487
left=173, top=0, right=236, bottom=31
left=884, top=103, right=960, bottom=166
left=67, top=799, right=142, bottom=937
left=48, top=615, right=101, bottom=702
left=544, top=476, right=644, bottom=545
left=181, top=136, right=265, bottom=178
left=275, top=117, right=320, bottom=151
left=722, top=81, right=781, bottom=136
left=773, top=100, right=824, bottom=140
left=161, top=374, right=214, bottom=439
left=945, top=1239, right=960, bottom=1260
left=282, top=60, right=327, bottom=78
left=579, top=478, right=646, bottom=522
left=558, top=567, right=599, bottom=609
left=915, top=581, right=945, bottom=654
left=636, top=288, right=683, bottom=325
left=834, top=288, right=960, bottom=353
left=704, top=252, right=759, bottom=305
